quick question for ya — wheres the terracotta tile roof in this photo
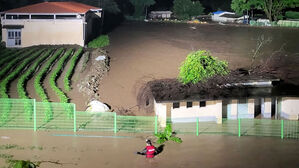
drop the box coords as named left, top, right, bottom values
left=3, top=2, right=101, bottom=14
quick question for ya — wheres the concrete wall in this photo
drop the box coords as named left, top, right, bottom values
left=154, top=100, right=167, bottom=127
left=170, top=100, right=222, bottom=124
left=281, top=97, right=299, bottom=120
left=262, top=98, right=272, bottom=118
left=228, top=100, right=238, bottom=119
left=2, top=19, right=84, bottom=47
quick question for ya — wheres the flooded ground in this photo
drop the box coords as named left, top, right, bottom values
left=0, top=130, right=298, bottom=168
left=99, top=22, right=299, bottom=114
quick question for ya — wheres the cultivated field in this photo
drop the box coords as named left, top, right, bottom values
left=0, top=46, right=89, bottom=109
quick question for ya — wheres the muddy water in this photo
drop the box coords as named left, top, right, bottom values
left=99, top=22, right=299, bottom=113
left=0, top=130, right=298, bottom=168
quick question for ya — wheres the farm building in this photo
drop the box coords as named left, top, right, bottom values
left=211, top=11, right=248, bottom=23
left=151, top=83, right=299, bottom=127
left=0, top=2, right=102, bottom=48
left=149, top=11, right=172, bottom=19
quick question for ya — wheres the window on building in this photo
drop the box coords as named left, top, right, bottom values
left=6, top=15, right=17, bottom=19
left=31, top=15, right=54, bottom=19
left=187, top=102, right=193, bottom=108
left=145, top=99, right=149, bottom=106
left=56, top=15, right=77, bottom=19
left=199, top=101, right=206, bottom=107
left=18, top=15, right=29, bottom=19
left=173, top=102, right=180, bottom=109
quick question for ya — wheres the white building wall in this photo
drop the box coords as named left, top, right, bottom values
left=171, top=100, right=222, bottom=124
left=229, top=100, right=238, bottom=119
left=262, top=98, right=272, bottom=118
left=2, top=19, right=84, bottom=47
left=154, top=100, right=167, bottom=127
left=281, top=97, right=299, bottom=120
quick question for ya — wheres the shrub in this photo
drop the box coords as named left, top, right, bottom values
left=88, top=35, right=109, bottom=48
left=178, top=50, right=229, bottom=84
left=285, top=11, right=299, bottom=19
left=155, top=124, right=182, bottom=144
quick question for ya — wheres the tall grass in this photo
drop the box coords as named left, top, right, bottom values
left=87, top=35, right=109, bottom=48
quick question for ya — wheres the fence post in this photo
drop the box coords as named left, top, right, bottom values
left=238, top=118, right=241, bottom=137
left=73, top=104, right=76, bottom=132
left=281, top=120, right=284, bottom=139
left=155, top=116, right=158, bottom=134
left=196, top=117, right=199, bottom=136
left=114, top=112, right=117, bottom=133
left=33, top=99, right=37, bottom=132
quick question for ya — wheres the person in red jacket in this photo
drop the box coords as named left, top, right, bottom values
left=137, top=139, right=157, bottom=158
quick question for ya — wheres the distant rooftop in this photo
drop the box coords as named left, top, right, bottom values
left=3, top=2, right=101, bottom=14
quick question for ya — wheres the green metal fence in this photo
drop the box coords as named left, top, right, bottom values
left=0, top=98, right=298, bottom=140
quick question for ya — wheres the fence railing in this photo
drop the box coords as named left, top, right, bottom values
left=0, top=98, right=298, bottom=140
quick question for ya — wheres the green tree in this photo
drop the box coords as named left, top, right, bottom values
left=178, top=50, right=229, bottom=84
left=129, top=0, right=155, bottom=18
left=231, top=0, right=299, bottom=21
left=173, top=0, right=204, bottom=20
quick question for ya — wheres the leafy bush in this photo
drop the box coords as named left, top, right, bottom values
left=178, top=50, right=229, bottom=84
left=285, top=11, right=299, bottom=19
left=64, top=47, right=83, bottom=91
left=88, top=35, right=109, bottom=48
left=173, top=0, right=204, bottom=20
left=155, top=124, right=182, bottom=144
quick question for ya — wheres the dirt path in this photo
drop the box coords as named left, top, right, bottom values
left=0, top=130, right=298, bottom=168
left=99, top=22, right=299, bottom=115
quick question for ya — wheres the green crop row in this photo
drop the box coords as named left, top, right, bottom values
left=64, top=47, right=83, bottom=91
left=0, top=48, right=36, bottom=79
left=34, top=48, right=64, bottom=121
left=0, top=49, right=15, bottom=60
left=49, top=48, right=73, bottom=118
left=0, top=49, right=45, bottom=122
left=49, top=48, right=73, bottom=103
left=0, top=49, right=27, bottom=68
left=0, top=49, right=45, bottom=98
left=34, top=48, right=63, bottom=102
left=17, top=49, right=53, bottom=120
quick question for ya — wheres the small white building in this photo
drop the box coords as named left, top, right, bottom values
left=1, top=2, right=102, bottom=48
left=149, top=11, right=172, bottom=19
left=212, top=11, right=248, bottom=23
left=154, top=96, right=299, bottom=127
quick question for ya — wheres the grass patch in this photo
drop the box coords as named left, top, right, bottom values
left=87, top=35, right=109, bottom=48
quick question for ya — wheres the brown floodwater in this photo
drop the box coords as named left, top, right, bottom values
left=99, top=22, right=299, bottom=113
left=0, top=130, right=298, bottom=168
